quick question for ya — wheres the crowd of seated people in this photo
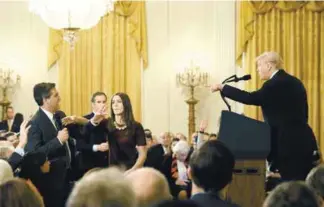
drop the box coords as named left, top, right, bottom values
left=0, top=113, right=324, bottom=207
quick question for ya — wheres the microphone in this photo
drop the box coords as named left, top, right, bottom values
left=224, top=74, right=251, bottom=83
left=236, top=74, right=251, bottom=82
left=220, top=74, right=251, bottom=112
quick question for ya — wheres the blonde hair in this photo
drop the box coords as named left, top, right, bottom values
left=256, top=51, right=283, bottom=69
left=67, top=167, right=136, bottom=207
left=0, top=159, right=14, bottom=184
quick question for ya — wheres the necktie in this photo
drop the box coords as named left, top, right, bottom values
left=53, top=117, right=71, bottom=168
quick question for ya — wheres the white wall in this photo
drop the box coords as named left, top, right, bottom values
left=0, top=2, right=57, bottom=118
left=143, top=1, right=241, bottom=137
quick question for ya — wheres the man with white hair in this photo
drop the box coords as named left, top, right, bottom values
left=171, top=140, right=192, bottom=199
left=211, top=51, right=318, bottom=181
left=67, top=167, right=136, bottom=207
left=126, top=167, right=172, bottom=207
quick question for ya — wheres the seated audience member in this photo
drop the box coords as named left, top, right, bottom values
left=189, top=140, right=239, bottom=207
left=152, top=200, right=201, bottom=207
left=175, top=133, right=187, bottom=141
left=0, top=140, right=15, bottom=159
left=126, top=167, right=172, bottom=207
left=145, top=132, right=172, bottom=171
left=144, top=128, right=152, bottom=134
left=66, top=167, right=136, bottom=207
left=0, top=106, right=19, bottom=132
left=0, top=159, right=13, bottom=184
left=5, top=132, right=19, bottom=147
left=263, top=181, right=321, bottom=207
left=171, top=140, right=192, bottom=200
left=145, top=131, right=154, bottom=148
left=13, top=113, right=24, bottom=130
left=144, top=129, right=159, bottom=146
left=0, top=178, right=44, bottom=207
left=306, top=164, right=324, bottom=200
left=171, top=138, right=180, bottom=153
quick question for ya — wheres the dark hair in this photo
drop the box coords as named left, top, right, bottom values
left=33, top=82, right=56, bottom=106
left=4, top=132, right=15, bottom=139
left=145, top=128, right=152, bottom=139
left=13, top=113, right=24, bottom=127
left=91, top=92, right=107, bottom=103
left=0, top=178, right=44, bottom=207
left=189, top=140, right=235, bottom=192
left=110, top=92, right=135, bottom=127
left=146, top=134, right=152, bottom=139
left=264, top=181, right=320, bottom=207
left=152, top=200, right=200, bottom=207
left=172, top=138, right=180, bottom=142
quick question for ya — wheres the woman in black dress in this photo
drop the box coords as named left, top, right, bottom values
left=87, top=92, right=147, bottom=174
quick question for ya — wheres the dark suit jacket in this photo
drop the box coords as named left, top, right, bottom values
left=191, top=192, right=239, bottom=207
left=145, top=144, right=175, bottom=195
left=222, top=69, right=318, bottom=178
left=77, top=113, right=108, bottom=170
left=0, top=120, right=19, bottom=133
left=25, top=108, right=68, bottom=189
left=8, top=152, right=23, bottom=171
left=145, top=144, right=165, bottom=170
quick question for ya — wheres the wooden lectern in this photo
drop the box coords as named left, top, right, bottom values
left=218, top=111, right=271, bottom=207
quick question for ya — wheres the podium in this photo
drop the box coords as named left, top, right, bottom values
left=217, top=111, right=271, bottom=207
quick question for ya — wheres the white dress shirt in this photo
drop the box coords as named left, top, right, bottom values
left=177, top=160, right=188, bottom=181
left=7, top=119, right=13, bottom=131
left=270, top=70, right=279, bottom=79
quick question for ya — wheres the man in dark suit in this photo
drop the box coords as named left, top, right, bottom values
left=145, top=132, right=175, bottom=196
left=25, top=82, right=70, bottom=207
left=145, top=132, right=172, bottom=170
left=0, top=106, right=19, bottom=133
left=77, top=92, right=109, bottom=174
left=189, top=140, right=239, bottom=207
left=211, top=51, right=318, bottom=181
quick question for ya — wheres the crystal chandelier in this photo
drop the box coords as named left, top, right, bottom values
left=29, top=0, right=115, bottom=48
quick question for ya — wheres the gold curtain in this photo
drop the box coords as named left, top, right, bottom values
left=47, top=1, right=148, bottom=121
left=236, top=1, right=324, bottom=151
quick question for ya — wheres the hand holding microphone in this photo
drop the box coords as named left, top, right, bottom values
left=57, top=128, right=69, bottom=143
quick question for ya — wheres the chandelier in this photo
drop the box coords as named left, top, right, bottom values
left=29, top=0, right=115, bottom=48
